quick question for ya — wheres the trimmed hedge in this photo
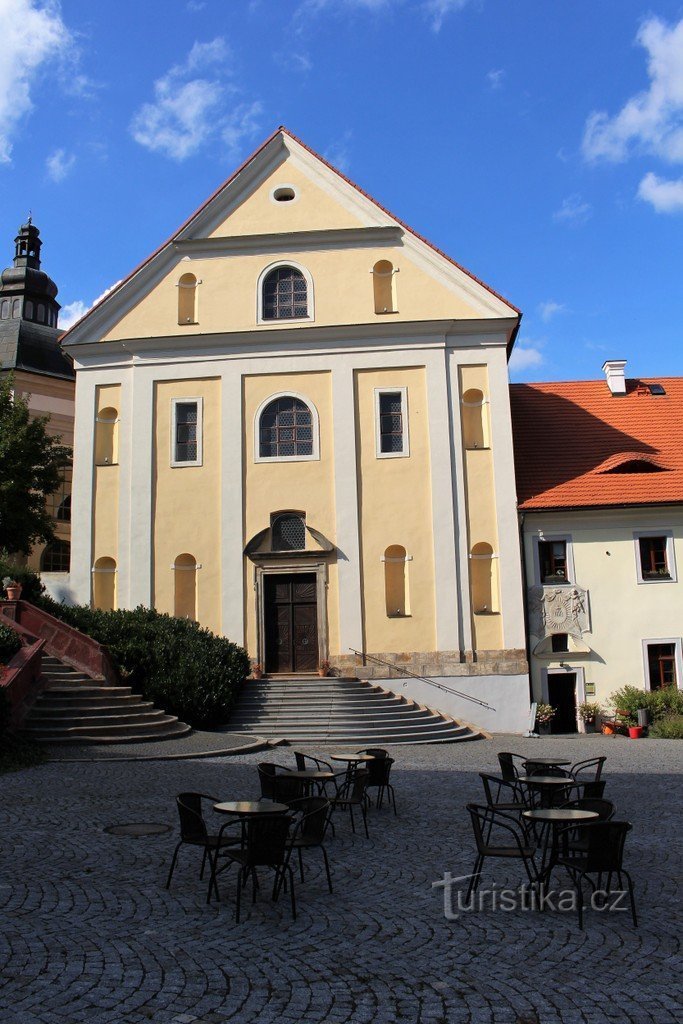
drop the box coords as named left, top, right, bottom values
left=650, top=714, right=683, bottom=739
left=0, top=622, right=22, bottom=664
left=609, top=685, right=683, bottom=724
left=36, top=602, right=250, bottom=728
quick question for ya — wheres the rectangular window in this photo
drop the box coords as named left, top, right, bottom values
left=646, top=643, right=677, bottom=690
left=539, top=540, right=569, bottom=584
left=375, top=387, right=409, bottom=458
left=171, top=398, right=202, bottom=467
left=635, top=531, right=676, bottom=583
left=551, top=633, right=569, bottom=653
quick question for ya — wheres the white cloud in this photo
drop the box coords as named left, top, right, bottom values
left=59, top=281, right=122, bottom=331
left=293, top=0, right=471, bottom=34
left=130, top=38, right=261, bottom=162
left=509, top=343, right=544, bottom=373
left=487, top=68, right=505, bottom=90
left=45, top=147, right=75, bottom=182
left=0, top=0, right=74, bottom=163
left=424, top=0, right=471, bottom=33
left=582, top=17, right=683, bottom=165
left=637, top=171, right=683, bottom=212
left=539, top=300, right=566, bottom=322
left=324, top=130, right=353, bottom=173
left=553, top=193, right=592, bottom=225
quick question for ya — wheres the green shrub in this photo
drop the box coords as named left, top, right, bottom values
left=35, top=600, right=250, bottom=728
left=608, top=685, right=683, bottom=724
left=0, top=622, right=22, bottom=664
left=0, top=555, right=46, bottom=603
left=650, top=714, right=683, bottom=739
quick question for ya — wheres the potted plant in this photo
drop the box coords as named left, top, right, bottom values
left=2, top=577, right=22, bottom=601
left=251, top=662, right=263, bottom=680
left=318, top=659, right=331, bottom=677
left=578, top=700, right=602, bottom=734
left=535, top=702, right=556, bottom=735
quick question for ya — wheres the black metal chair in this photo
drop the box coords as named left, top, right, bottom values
left=165, top=793, right=241, bottom=903
left=553, top=820, right=638, bottom=928
left=465, top=803, right=540, bottom=901
left=328, top=768, right=370, bottom=838
left=220, top=813, right=295, bottom=922
left=257, top=762, right=306, bottom=805
left=524, top=762, right=572, bottom=778
left=286, top=797, right=334, bottom=893
left=364, top=756, right=398, bottom=813
left=294, top=751, right=334, bottom=773
left=357, top=747, right=389, bottom=759
left=479, top=772, right=527, bottom=813
left=571, top=756, right=606, bottom=784
left=560, top=798, right=615, bottom=821
left=498, top=751, right=526, bottom=781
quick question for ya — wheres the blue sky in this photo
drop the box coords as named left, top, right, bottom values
left=1, top=0, right=682, bottom=383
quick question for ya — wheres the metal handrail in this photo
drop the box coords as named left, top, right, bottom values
left=348, top=648, right=495, bottom=711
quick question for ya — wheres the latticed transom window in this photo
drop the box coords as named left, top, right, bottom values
left=639, top=536, right=669, bottom=579
left=272, top=513, right=306, bottom=551
left=175, top=402, right=198, bottom=462
left=379, top=392, right=404, bottom=453
left=41, top=540, right=71, bottom=572
left=259, top=397, right=313, bottom=458
left=539, top=541, right=568, bottom=583
left=262, top=267, right=308, bottom=320
left=647, top=643, right=677, bottom=689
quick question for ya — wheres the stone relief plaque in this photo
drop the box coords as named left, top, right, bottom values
left=528, top=585, right=590, bottom=639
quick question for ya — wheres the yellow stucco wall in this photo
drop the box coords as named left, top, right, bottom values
left=355, top=366, right=436, bottom=653
left=242, top=372, right=338, bottom=660
left=92, top=384, right=120, bottom=575
left=459, top=365, right=503, bottom=650
left=152, top=378, right=222, bottom=634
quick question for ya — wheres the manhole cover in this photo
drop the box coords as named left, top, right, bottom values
left=104, top=823, right=171, bottom=837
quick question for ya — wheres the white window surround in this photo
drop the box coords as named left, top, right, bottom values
left=633, top=530, right=677, bottom=585
left=641, top=638, right=683, bottom=691
left=374, top=386, right=409, bottom=459
left=532, top=533, right=575, bottom=587
left=256, top=260, right=315, bottom=325
left=253, top=391, right=321, bottom=464
left=170, top=397, right=203, bottom=468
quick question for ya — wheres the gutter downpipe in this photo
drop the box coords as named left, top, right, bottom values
left=518, top=509, right=534, bottom=703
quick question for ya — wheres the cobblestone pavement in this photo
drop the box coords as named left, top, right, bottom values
left=0, top=736, right=680, bottom=1024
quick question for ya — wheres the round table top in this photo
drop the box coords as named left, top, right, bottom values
left=523, top=759, right=571, bottom=766
left=213, top=800, right=289, bottom=815
left=518, top=775, right=573, bottom=786
left=523, top=808, right=599, bottom=822
left=329, top=752, right=375, bottom=763
left=285, top=769, right=335, bottom=780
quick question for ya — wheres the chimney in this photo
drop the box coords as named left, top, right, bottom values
left=602, top=360, right=627, bottom=396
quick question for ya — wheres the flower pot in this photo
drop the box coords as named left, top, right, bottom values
left=601, top=722, right=616, bottom=736
left=582, top=720, right=596, bottom=734
left=5, top=585, right=21, bottom=601
left=628, top=726, right=643, bottom=740
left=537, top=722, right=552, bottom=736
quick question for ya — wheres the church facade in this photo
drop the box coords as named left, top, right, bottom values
left=62, top=128, right=529, bottom=732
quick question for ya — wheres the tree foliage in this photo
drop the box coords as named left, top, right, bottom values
left=0, top=375, right=70, bottom=554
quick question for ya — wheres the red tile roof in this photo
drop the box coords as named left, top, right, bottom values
left=510, top=377, right=683, bottom=509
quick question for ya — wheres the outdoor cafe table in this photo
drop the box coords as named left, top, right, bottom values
left=283, top=769, right=336, bottom=796
left=517, top=775, right=575, bottom=809
left=523, top=807, right=599, bottom=880
left=523, top=759, right=571, bottom=767
left=213, top=800, right=289, bottom=816
left=329, top=752, right=376, bottom=787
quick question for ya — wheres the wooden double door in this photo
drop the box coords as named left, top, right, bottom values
left=264, top=573, right=319, bottom=674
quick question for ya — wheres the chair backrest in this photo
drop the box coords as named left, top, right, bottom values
left=360, top=748, right=388, bottom=759
left=466, top=802, right=525, bottom=855
left=366, top=756, right=394, bottom=786
left=525, top=762, right=571, bottom=778
left=581, top=779, right=606, bottom=799
left=292, top=797, right=330, bottom=844
left=571, top=756, right=606, bottom=782
left=273, top=773, right=306, bottom=805
left=258, top=763, right=277, bottom=800
left=294, top=751, right=307, bottom=770
left=479, top=772, right=519, bottom=807
left=563, top=820, right=631, bottom=872
left=176, top=793, right=208, bottom=843
left=498, top=752, right=518, bottom=781
left=350, top=768, right=369, bottom=802
left=244, top=814, right=292, bottom=867
left=560, top=798, right=615, bottom=820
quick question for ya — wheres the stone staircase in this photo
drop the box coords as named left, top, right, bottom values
left=229, top=675, right=481, bottom=744
left=23, top=655, right=191, bottom=744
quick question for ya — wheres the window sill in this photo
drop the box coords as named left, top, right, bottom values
left=474, top=610, right=500, bottom=616
left=387, top=613, right=411, bottom=619
left=541, top=579, right=571, bottom=587
left=465, top=446, right=491, bottom=452
left=96, top=462, right=119, bottom=467
left=375, top=310, right=399, bottom=315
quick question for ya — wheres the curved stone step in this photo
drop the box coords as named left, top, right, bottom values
left=28, top=701, right=156, bottom=719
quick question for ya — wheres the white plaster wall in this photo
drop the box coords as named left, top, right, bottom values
left=41, top=573, right=77, bottom=606
left=386, top=672, right=531, bottom=734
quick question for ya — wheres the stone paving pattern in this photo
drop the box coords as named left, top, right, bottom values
left=0, top=735, right=681, bottom=1024
left=43, top=730, right=268, bottom=762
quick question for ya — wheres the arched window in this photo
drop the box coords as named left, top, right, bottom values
left=262, top=266, right=308, bottom=320
left=258, top=395, right=316, bottom=459
left=95, top=407, right=119, bottom=466
left=25, top=300, right=33, bottom=320
left=92, top=556, right=116, bottom=611
left=177, top=272, right=198, bottom=324
left=470, top=542, right=499, bottom=614
left=41, top=540, right=71, bottom=573
left=372, top=260, right=397, bottom=314
left=57, top=494, right=71, bottom=522
left=174, top=553, right=197, bottom=620
left=462, top=389, right=490, bottom=449
left=383, top=544, right=410, bottom=617
left=0, top=300, right=8, bottom=319
left=272, top=513, right=306, bottom=551
left=12, top=298, right=21, bottom=318
left=37, top=303, right=45, bottom=323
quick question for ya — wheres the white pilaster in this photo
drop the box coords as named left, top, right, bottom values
left=220, top=370, right=245, bottom=644
left=332, top=366, right=364, bottom=655
left=128, top=369, right=154, bottom=607
left=426, top=351, right=460, bottom=651
left=69, top=370, right=96, bottom=606
left=447, top=350, right=474, bottom=654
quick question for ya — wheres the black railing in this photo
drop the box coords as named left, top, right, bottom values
left=348, top=648, right=495, bottom=711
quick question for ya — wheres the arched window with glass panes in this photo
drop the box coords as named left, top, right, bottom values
left=258, top=395, right=316, bottom=460
left=262, top=265, right=308, bottom=320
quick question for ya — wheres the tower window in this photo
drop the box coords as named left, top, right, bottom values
left=262, top=266, right=308, bottom=320
left=172, top=398, right=203, bottom=467
left=375, top=387, right=409, bottom=458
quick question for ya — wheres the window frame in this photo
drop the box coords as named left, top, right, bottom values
left=641, top=638, right=683, bottom=691
left=257, top=260, right=314, bottom=325
left=533, top=534, right=575, bottom=587
left=254, top=391, right=320, bottom=464
left=634, top=530, right=677, bottom=584
left=170, top=397, right=203, bottom=468
left=374, top=386, right=409, bottom=459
